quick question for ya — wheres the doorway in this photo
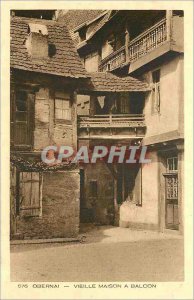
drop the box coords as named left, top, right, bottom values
left=163, top=156, right=179, bottom=230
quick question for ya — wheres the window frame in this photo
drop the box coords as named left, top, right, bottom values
left=54, top=93, right=72, bottom=124
left=166, top=156, right=178, bottom=173
left=11, top=88, right=35, bottom=149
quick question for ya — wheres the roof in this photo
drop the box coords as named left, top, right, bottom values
left=58, top=10, right=105, bottom=31
left=10, top=16, right=88, bottom=79
left=76, top=11, right=118, bottom=50
left=79, top=72, right=150, bottom=93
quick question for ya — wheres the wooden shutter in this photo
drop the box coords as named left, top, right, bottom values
left=19, top=172, right=43, bottom=217
left=152, top=70, right=161, bottom=114
left=156, top=82, right=160, bottom=112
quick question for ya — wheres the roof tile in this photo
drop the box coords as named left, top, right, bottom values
left=11, top=16, right=89, bottom=79
left=80, top=72, right=150, bottom=93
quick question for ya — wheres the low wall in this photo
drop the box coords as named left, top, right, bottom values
left=16, top=170, right=80, bottom=239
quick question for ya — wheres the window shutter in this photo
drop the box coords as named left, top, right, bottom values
left=156, top=82, right=160, bottom=112
left=19, top=172, right=43, bottom=217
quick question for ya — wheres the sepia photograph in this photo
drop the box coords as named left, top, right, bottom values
left=0, top=2, right=193, bottom=299
left=9, top=8, right=185, bottom=283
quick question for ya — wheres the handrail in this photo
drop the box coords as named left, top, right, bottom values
left=79, top=114, right=145, bottom=118
left=128, top=18, right=166, bottom=46
left=99, top=17, right=167, bottom=71
left=100, top=45, right=125, bottom=66
left=78, top=114, right=145, bottom=128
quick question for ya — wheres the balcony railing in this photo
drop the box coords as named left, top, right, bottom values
left=128, top=18, right=167, bottom=62
left=99, top=18, right=167, bottom=72
left=78, top=114, right=145, bottom=128
left=99, top=46, right=126, bottom=72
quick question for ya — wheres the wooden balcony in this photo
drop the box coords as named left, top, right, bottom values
left=99, top=46, right=126, bottom=72
left=78, top=114, right=146, bottom=140
left=128, top=18, right=167, bottom=62
left=99, top=16, right=183, bottom=73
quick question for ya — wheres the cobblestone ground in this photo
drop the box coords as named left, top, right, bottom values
left=10, top=226, right=184, bottom=282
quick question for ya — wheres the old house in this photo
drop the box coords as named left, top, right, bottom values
left=10, top=15, right=89, bottom=239
left=10, top=9, right=184, bottom=240
left=65, top=10, right=184, bottom=233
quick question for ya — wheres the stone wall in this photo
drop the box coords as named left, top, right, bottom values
left=16, top=170, right=80, bottom=239
left=82, top=162, right=114, bottom=225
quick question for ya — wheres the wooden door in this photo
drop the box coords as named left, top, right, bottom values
left=165, top=173, right=179, bottom=230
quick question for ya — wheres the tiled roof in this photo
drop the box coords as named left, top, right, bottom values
left=58, top=10, right=105, bottom=31
left=10, top=16, right=88, bottom=78
left=76, top=11, right=118, bottom=49
left=80, top=72, right=150, bottom=93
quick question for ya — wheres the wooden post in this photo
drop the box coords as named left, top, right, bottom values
left=125, top=23, right=130, bottom=63
left=90, top=95, right=96, bottom=116
left=39, top=173, right=43, bottom=217
left=72, top=91, right=78, bottom=151
left=166, top=10, right=173, bottom=41
left=110, top=113, right=112, bottom=125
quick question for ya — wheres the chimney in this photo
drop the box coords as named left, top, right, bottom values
left=26, top=23, right=48, bottom=59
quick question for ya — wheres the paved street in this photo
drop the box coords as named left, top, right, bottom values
left=11, top=226, right=184, bottom=282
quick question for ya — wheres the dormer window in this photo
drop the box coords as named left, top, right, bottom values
left=79, top=27, right=87, bottom=43
left=26, top=23, right=48, bottom=59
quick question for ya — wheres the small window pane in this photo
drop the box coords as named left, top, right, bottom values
left=152, top=70, right=160, bottom=83
left=167, top=157, right=178, bottom=172
left=174, top=157, right=178, bottom=170
left=16, top=91, right=27, bottom=112
left=55, top=108, right=63, bottom=119
left=55, top=98, right=71, bottom=120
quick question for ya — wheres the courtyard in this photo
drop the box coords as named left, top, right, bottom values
left=10, top=226, right=184, bottom=282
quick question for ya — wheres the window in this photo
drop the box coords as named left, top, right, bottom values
left=79, top=27, right=87, bottom=42
left=55, top=97, right=71, bottom=121
left=152, top=69, right=160, bottom=114
left=119, top=93, right=130, bottom=114
left=89, top=180, right=98, bottom=197
left=167, top=157, right=178, bottom=172
left=16, top=91, right=27, bottom=112
left=16, top=172, right=43, bottom=217
left=10, top=89, right=34, bottom=147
